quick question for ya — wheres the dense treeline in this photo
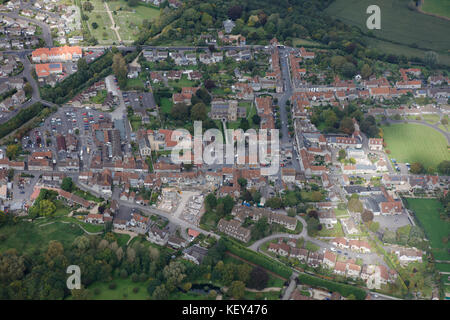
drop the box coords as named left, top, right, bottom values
left=221, top=237, right=293, bottom=279
left=40, top=51, right=114, bottom=104
left=297, top=273, right=366, bottom=300
left=0, top=222, right=279, bottom=300
left=0, top=103, right=45, bottom=139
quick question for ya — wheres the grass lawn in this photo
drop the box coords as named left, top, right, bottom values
left=129, top=115, right=142, bottom=132
left=59, top=216, right=105, bottom=233
left=421, top=0, right=450, bottom=18
left=381, top=123, right=450, bottom=169
left=126, top=78, right=145, bottom=90
left=84, top=0, right=118, bottom=44
left=405, top=198, right=450, bottom=261
left=115, top=233, right=131, bottom=247
left=160, top=97, right=173, bottom=114
left=436, top=263, right=450, bottom=273
left=243, top=290, right=281, bottom=300
left=86, top=277, right=150, bottom=300
left=107, top=0, right=160, bottom=42
left=334, top=207, right=349, bottom=218
left=325, top=0, right=450, bottom=54
left=292, top=38, right=325, bottom=47
left=317, top=221, right=345, bottom=237
left=0, top=220, right=84, bottom=254
left=421, top=114, right=441, bottom=124
left=83, top=0, right=160, bottom=44
left=73, top=187, right=104, bottom=203
left=168, top=75, right=197, bottom=90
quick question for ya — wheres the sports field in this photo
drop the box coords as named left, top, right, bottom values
left=382, top=123, right=450, bottom=169
left=421, top=0, right=450, bottom=19
left=325, top=0, right=450, bottom=63
left=405, top=198, right=449, bottom=261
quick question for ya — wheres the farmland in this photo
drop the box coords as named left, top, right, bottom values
left=325, top=0, right=450, bottom=65
left=421, top=0, right=450, bottom=19
left=381, top=123, right=450, bottom=169
left=404, top=198, right=450, bottom=261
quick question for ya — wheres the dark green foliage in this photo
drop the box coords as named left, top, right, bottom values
left=0, top=103, right=44, bottom=139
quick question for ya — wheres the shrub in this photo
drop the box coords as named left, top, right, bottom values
left=133, top=287, right=140, bottom=294
left=109, top=283, right=117, bottom=290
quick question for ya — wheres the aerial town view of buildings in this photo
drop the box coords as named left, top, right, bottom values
left=0, top=0, right=448, bottom=303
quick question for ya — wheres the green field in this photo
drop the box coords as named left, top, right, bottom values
left=421, top=0, right=450, bottom=18
left=405, top=198, right=450, bottom=261
left=108, top=0, right=160, bottom=42
left=0, top=221, right=84, bottom=254
left=83, top=0, right=160, bottom=44
left=382, top=123, right=450, bottom=169
left=160, top=97, right=173, bottom=114
left=326, top=0, right=450, bottom=64
left=85, top=277, right=151, bottom=300
left=436, top=263, right=450, bottom=273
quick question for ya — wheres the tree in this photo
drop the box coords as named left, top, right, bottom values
left=239, top=118, right=250, bottom=131
left=39, top=199, right=56, bottom=217
left=228, top=5, right=243, bottom=20
left=338, top=149, right=347, bottom=161
left=7, top=169, right=14, bottom=181
left=410, top=162, right=424, bottom=174
left=361, top=210, right=374, bottom=223
left=236, top=263, right=252, bottom=283
left=201, top=12, right=213, bottom=26
left=310, top=191, right=323, bottom=202
left=306, top=216, right=321, bottom=237
left=61, top=177, right=74, bottom=192
left=339, top=117, right=355, bottom=135
left=128, top=0, right=139, bottom=7
left=170, top=103, right=190, bottom=121
left=229, top=281, right=245, bottom=299
left=205, top=193, right=217, bottom=211
left=323, top=109, right=338, bottom=128
left=204, top=79, right=216, bottom=90
left=24, top=83, right=33, bottom=97
left=437, top=160, right=450, bottom=175
left=237, top=177, right=247, bottom=189
left=83, top=1, right=94, bottom=12
left=246, top=267, right=269, bottom=290
left=252, top=217, right=270, bottom=240
left=152, top=284, right=169, bottom=300
left=91, top=22, right=98, bottom=29
left=361, top=64, right=372, bottom=79
left=6, top=144, right=19, bottom=160
left=266, top=197, right=282, bottom=209
left=369, top=221, right=380, bottom=233
left=342, top=62, right=356, bottom=78
left=163, top=261, right=186, bottom=292
left=112, top=53, right=127, bottom=84
left=424, top=51, right=438, bottom=68
left=252, top=114, right=261, bottom=125
left=347, top=196, right=363, bottom=213
left=191, top=103, right=207, bottom=121
left=0, top=249, right=25, bottom=283
left=71, top=287, right=90, bottom=300
left=195, top=88, right=211, bottom=105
